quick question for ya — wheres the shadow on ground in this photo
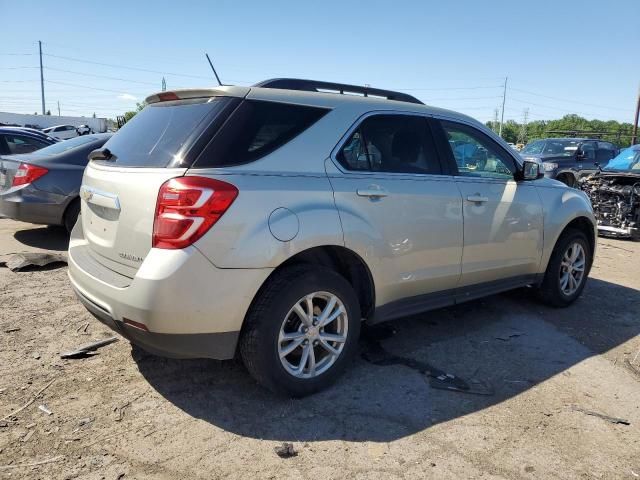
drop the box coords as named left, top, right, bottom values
left=134, top=277, right=639, bottom=442
left=13, top=226, right=69, bottom=251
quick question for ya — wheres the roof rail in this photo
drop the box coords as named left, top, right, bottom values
left=253, top=78, right=424, bottom=105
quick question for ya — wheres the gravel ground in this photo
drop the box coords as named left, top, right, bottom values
left=1, top=218, right=639, bottom=479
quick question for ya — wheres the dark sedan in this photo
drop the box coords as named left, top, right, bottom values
left=0, top=126, right=58, bottom=155
left=0, top=133, right=112, bottom=232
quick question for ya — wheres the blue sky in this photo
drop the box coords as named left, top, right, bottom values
left=1, top=0, right=638, bottom=123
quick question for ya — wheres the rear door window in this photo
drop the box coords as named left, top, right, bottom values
left=99, top=97, right=233, bottom=168
left=194, top=100, right=329, bottom=167
left=337, top=114, right=442, bottom=174
left=3, top=134, right=49, bottom=154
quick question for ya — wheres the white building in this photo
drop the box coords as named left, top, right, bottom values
left=0, top=111, right=108, bottom=132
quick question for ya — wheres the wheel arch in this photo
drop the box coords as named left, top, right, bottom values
left=246, top=245, right=376, bottom=325
left=555, top=170, right=578, bottom=187
left=542, top=215, right=596, bottom=279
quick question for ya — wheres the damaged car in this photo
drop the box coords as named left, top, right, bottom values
left=580, top=144, right=640, bottom=239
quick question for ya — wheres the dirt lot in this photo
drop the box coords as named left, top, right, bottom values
left=1, top=218, right=639, bottom=479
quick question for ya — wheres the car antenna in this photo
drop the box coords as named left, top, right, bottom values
left=205, top=53, right=223, bottom=86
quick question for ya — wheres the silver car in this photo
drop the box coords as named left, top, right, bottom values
left=68, top=79, right=596, bottom=396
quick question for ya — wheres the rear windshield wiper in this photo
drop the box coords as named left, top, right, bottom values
left=88, top=147, right=114, bottom=162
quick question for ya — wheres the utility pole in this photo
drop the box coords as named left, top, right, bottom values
left=39, top=40, right=45, bottom=115
left=632, top=83, right=640, bottom=145
left=517, top=108, right=529, bottom=145
left=57, top=100, right=60, bottom=116
left=492, top=108, right=500, bottom=133
left=498, top=76, right=508, bottom=138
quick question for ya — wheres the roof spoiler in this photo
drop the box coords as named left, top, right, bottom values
left=253, top=78, right=424, bottom=105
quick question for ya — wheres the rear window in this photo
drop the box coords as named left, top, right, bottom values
left=31, top=134, right=99, bottom=156
left=194, top=100, right=329, bottom=167
left=100, top=97, right=230, bottom=168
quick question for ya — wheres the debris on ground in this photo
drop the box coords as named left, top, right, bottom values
left=625, top=358, right=640, bottom=380
left=274, top=442, right=298, bottom=458
left=0, top=252, right=68, bottom=272
left=4, top=327, right=20, bottom=333
left=572, top=406, right=630, bottom=425
left=38, top=405, right=53, bottom=416
left=21, top=430, right=34, bottom=443
left=0, top=455, right=65, bottom=470
left=78, top=417, right=92, bottom=427
left=0, top=379, right=56, bottom=421
left=60, top=337, right=118, bottom=359
left=76, top=322, right=90, bottom=334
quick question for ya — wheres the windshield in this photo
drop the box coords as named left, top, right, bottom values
left=522, top=139, right=580, bottom=157
left=521, top=140, right=544, bottom=155
left=603, top=147, right=640, bottom=172
left=30, top=134, right=100, bottom=156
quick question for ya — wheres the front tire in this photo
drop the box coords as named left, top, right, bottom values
left=239, top=265, right=361, bottom=397
left=538, top=229, right=591, bottom=307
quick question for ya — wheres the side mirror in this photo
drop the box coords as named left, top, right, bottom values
left=521, top=159, right=543, bottom=180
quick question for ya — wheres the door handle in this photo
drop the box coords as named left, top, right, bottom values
left=466, top=194, right=488, bottom=203
left=357, top=188, right=388, bottom=198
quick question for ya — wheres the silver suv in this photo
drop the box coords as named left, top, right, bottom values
left=68, top=79, right=596, bottom=396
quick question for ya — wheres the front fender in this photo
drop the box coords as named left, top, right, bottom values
left=536, top=182, right=596, bottom=273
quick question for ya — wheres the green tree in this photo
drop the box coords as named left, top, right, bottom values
left=123, top=102, right=145, bottom=122
left=488, top=114, right=636, bottom=147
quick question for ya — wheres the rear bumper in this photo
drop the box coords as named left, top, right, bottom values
left=72, top=283, right=240, bottom=359
left=68, top=230, right=273, bottom=360
left=0, top=186, right=67, bottom=225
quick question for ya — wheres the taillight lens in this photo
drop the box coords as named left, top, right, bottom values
left=12, top=163, right=49, bottom=187
left=153, top=176, right=238, bottom=249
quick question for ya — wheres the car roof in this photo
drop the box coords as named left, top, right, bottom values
left=0, top=126, right=55, bottom=140
left=144, top=81, right=484, bottom=130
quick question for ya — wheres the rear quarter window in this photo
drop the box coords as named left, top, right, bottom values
left=194, top=100, right=329, bottom=168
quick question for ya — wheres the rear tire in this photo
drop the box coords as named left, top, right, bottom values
left=538, top=229, right=591, bottom=307
left=239, top=265, right=361, bottom=397
left=63, top=198, right=80, bottom=234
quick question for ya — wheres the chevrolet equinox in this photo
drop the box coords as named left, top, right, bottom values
left=68, top=79, right=596, bottom=396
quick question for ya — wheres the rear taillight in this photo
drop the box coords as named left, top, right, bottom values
left=12, top=163, right=48, bottom=187
left=152, top=176, right=238, bottom=249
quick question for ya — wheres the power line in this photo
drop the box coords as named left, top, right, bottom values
left=43, top=53, right=215, bottom=80
left=44, top=67, right=160, bottom=86
left=46, top=79, right=150, bottom=94
left=0, top=66, right=39, bottom=70
left=510, top=86, right=633, bottom=112
left=509, top=97, right=609, bottom=118
left=398, top=85, right=503, bottom=91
